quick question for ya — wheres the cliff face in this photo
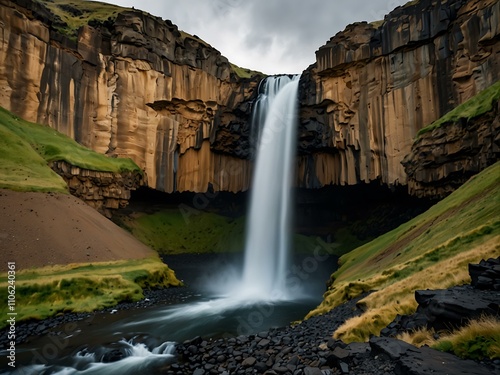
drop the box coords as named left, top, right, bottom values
left=402, top=99, right=500, bottom=198
left=0, top=0, right=257, bottom=193
left=298, top=0, right=500, bottom=188
left=1, top=0, right=499, bottom=196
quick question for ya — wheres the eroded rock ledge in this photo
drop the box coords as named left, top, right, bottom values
left=51, top=161, right=143, bottom=217
left=402, top=100, right=500, bottom=198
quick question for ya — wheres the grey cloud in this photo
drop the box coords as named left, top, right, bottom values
left=103, top=0, right=409, bottom=73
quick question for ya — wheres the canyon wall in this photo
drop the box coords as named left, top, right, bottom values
left=298, top=0, right=500, bottom=188
left=0, top=0, right=257, bottom=193
left=1, top=0, right=499, bottom=196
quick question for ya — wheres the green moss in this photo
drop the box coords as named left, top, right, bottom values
left=433, top=332, right=500, bottom=360
left=118, top=209, right=244, bottom=254
left=0, top=121, right=68, bottom=193
left=417, top=81, right=500, bottom=137
left=0, top=106, right=141, bottom=192
left=0, top=257, right=181, bottom=328
left=230, top=63, right=266, bottom=79
left=37, top=0, right=129, bottom=41
left=116, top=208, right=338, bottom=255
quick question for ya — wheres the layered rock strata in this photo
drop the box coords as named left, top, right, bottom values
left=298, top=0, right=500, bottom=188
left=0, top=0, right=257, bottom=193
left=51, top=161, right=143, bottom=217
left=1, top=0, right=499, bottom=195
left=402, top=100, right=500, bottom=198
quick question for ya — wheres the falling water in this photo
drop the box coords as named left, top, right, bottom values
left=240, top=75, right=300, bottom=299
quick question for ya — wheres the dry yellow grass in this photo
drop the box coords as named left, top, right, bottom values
left=332, top=236, right=499, bottom=342
left=397, top=317, right=500, bottom=360
left=397, top=327, right=437, bottom=347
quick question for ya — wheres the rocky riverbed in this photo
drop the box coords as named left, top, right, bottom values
left=1, top=258, right=498, bottom=375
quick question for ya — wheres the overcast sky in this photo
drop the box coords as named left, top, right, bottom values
left=103, top=0, right=409, bottom=75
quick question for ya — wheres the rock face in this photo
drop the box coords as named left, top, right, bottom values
left=298, top=0, right=500, bottom=188
left=51, top=161, right=144, bottom=217
left=1, top=0, right=499, bottom=195
left=0, top=0, right=257, bottom=193
left=402, top=99, right=500, bottom=198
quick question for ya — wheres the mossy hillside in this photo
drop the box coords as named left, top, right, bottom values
left=417, top=80, right=500, bottom=137
left=0, top=257, right=181, bottom=329
left=0, top=118, right=68, bottom=193
left=0, top=106, right=141, bottom=192
left=37, top=0, right=128, bottom=40
left=230, top=63, right=266, bottom=79
left=116, top=208, right=339, bottom=255
left=306, top=162, right=500, bottom=342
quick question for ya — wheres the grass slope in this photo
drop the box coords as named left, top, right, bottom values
left=0, top=257, right=181, bottom=329
left=417, top=81, right=500, bottom=136
left=115, top=208, right=339, bottom=255
left=306, top=162, right=500, bottom=342
left=0, top=106, right=140, bottom=192
left=37, top=0, right=128, bottom=40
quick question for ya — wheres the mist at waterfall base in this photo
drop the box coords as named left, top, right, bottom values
left=4, top=76, right=337, bottom=374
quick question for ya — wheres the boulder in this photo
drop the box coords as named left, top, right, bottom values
left=370, top=337, right=493, bottom=375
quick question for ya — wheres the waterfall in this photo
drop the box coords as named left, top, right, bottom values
left=240, top=75, right=300, bottom=300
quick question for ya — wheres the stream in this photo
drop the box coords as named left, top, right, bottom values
left=4, top=253, right=336, bottom=374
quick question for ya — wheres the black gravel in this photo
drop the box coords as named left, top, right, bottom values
left=0, top=286, right=193, bottom=348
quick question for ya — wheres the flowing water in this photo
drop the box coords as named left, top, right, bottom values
left=1, top=75, right=328, bottom=374
left=240, top=75, right=300, bottom=299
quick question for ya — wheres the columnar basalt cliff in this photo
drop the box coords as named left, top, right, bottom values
left=0, top=0, right=257, bottom=193
left=0, top=0, right=499, bottom=197
left=297, top=0, right=500, bottom=189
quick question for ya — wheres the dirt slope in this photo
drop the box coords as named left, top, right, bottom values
left=0, top=189, right=155, bottom=270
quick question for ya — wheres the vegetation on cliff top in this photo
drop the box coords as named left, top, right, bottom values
left=36, top=0, right=128, bottom=40
left=417, top=81, right=500, bottom=137
left=0, top=257, right=181, bottom=329
left=230, top=63, right=266, bottom=79
left=307, top=162, right=500, bottom=343
left=0, top=106, right=141, bottom=192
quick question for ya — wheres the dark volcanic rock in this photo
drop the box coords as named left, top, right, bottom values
left=414, top=286, right=500, bottom=330
left=470, top=257, right=500, bottom=290
left=370, top=337, right=494, bottom=375
left=382, top=258, right=500, bottom=336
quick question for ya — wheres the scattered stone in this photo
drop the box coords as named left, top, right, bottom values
left=242, top=356, right=256, bottom=367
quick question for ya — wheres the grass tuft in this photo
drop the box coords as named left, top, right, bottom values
left=397, top=317, right=500, bottom=360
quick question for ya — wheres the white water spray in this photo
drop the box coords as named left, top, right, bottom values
left=240, top=75, right=300, bottom=299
